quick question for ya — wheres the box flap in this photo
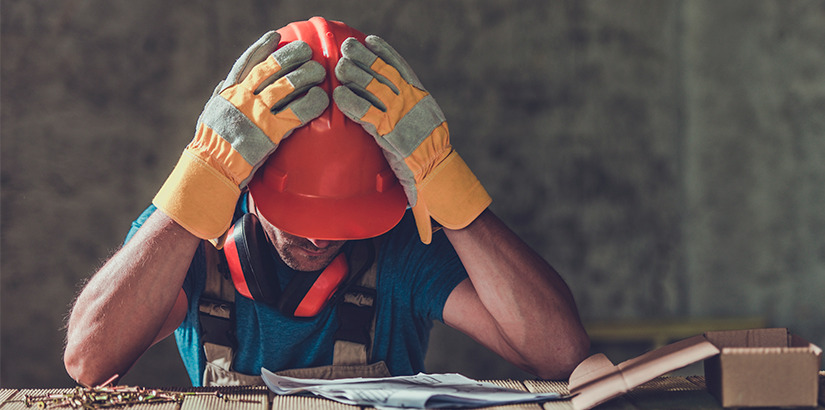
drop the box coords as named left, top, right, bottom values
left=704, top=328, right=790, bottom=348
left=791, top=333, right=824, bottom=354
left=569, top=335, right=719, bottom=410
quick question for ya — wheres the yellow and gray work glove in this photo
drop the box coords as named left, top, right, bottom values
left=333, top=35, right=491, bottom=244
left=154, top=31, right=328, bottom=241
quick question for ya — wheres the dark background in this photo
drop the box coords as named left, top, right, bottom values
left=2, top=0, right=824, bottom=387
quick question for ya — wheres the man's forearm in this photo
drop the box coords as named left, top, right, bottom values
left=64, top=210, right=200, bottom=386
left=443, top=209, right=590, bottom=379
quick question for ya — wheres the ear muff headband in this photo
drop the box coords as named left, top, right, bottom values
left=278, top=253, right=349, bottom=317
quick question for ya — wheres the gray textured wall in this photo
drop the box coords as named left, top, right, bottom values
left=2, top=0, right=823, bottom=388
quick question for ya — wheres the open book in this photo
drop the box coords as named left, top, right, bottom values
left=568, top=335, right=719, bottom=409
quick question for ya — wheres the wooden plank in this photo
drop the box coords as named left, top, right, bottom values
left=685, top=375, right=706, bottom=389
left=522, top=380, right=575, bottom=410
left=270, top=394, right=360, bottom=410
left=2, top=375, right=821, bottom=409
left=525, top=377, right=712, bottom=410
left=0, top=388, right=79, bottom=410
left=476, top=402, right=544, bottom=409
left=632, top=376, right=704, bottom=392
left=0, top=389, right=18, bottom=406
left=477, top=380, right=547, bottom=410
left=522, top=380, right=569, bottom=395
left=178, top=386, right=269, bottom=410
left=0, top=388, right=181, bottom=410
left=482, top=379, right=529, bottom=391
left=587, top=397, right=639, bottom=410
left=624, top=376, right=719, bottom=409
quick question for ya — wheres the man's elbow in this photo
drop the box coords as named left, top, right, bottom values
left=534, top=330, right=591, bottom=380
left=64, top=346, right=92, bottom=386
left=63, top=344, right=118, bottom=387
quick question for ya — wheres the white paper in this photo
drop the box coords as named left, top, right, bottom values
left=261, top=368, right=564, bottom=409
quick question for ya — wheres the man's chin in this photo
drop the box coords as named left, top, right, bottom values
left=280, top=252, right=336, bottom=272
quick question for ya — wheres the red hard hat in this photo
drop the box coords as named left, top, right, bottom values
left=248, top=17, right=407, bottom=240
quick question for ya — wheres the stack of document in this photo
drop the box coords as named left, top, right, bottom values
left=262, top=369, right=565, bottom=409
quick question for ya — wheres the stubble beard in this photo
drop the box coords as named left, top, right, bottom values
left=272, top=235, right=346, bottom=272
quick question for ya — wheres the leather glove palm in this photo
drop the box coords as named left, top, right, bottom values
left=333, top=36, right=490, bottom=244
left=154, top=32, right=328, bottom=240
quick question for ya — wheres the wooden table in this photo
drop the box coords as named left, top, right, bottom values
left=2, top=373, right=823, bottom=409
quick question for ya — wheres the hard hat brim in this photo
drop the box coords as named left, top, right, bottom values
left=249, top=178, right=408, bottom=240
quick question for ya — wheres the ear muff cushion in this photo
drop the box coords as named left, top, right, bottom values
left=225, top=213, right=280, bottom=303
left=278, top=253, right=349, bottom=317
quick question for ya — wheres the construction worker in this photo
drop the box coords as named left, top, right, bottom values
left=63, top=17, right=589, bottom=387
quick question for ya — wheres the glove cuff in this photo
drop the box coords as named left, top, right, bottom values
left=153, top=150, right=241, bottom=240
left=412, top=151, right=492, bottom=244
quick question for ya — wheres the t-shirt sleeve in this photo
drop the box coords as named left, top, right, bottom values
left=124, top=204, right=157, bottom=245
left=379, top=212, right=469, bottom=323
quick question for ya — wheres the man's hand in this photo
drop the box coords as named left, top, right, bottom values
left=333, top=36, right=491, bottom=244
left=154, top=32, right=329, bottom=241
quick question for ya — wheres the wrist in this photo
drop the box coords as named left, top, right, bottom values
left=153, top=151, right=240, bottom=240
left=411, top=151, right=491, bottom=244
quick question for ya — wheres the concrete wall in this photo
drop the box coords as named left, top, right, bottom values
left=2, top=0, right=823, bottom=387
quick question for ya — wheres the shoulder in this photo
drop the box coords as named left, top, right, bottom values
left=379, top=210, right=464, bottom=267
left=375, top=210, right=468, bottom=320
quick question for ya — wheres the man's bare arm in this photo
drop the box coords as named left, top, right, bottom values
left=442, top=209, right=590, bottom=379
left=64, top=210, right=198, bottom=386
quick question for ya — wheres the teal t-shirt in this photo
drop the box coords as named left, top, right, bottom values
left=126, top=203, right=468, bottom=386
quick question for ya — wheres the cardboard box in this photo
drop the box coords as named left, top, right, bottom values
left=703, top=328, right=822, bottom=408
left=568, top=328, right=822, bottom=409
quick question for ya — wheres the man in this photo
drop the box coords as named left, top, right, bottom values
left=64, top=17, right=589, bottom=387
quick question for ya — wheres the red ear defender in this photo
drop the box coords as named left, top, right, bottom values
left=222, top=213, right=350, bottom=317
left=224, top=213, right=280, bottom=303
